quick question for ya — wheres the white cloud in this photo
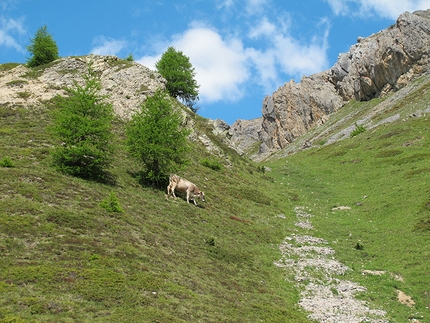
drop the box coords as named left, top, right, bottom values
left=245, top=0, right=269, bottom=15
left=248, top=16, right=276, bottom=38
left=0, top=16, right=26, bottom=53
left=324, top=0, right=349, bottom=15
left=216, top=0, right=234, bottom=9
left=90, top=36, right=127, bottom=56
left=326, top=0, right=430, bottom=19
left=138, top=15, right=330, bottom=103
left=246, top=16, right=330, bottom=93
left=139, top=26, right=250, bottom=103
left=137, top=54, right=160, bottom=70
left=173, top=27, right=250, bottom=103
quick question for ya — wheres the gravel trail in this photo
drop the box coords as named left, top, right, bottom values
left=275, top=206, right=388, bottom=323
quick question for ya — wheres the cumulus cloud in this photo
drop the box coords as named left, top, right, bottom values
left=137, top=54, right=160, bottom=71
left=90, top=36, right=127, bottom=56
left=172, top=27, right=249, bottom=102
left=138, top=16, right=330, bottom=103
left=137, top=8, right=330, bottom=103
left=326, top=0, right=430, bottom=19
left=0, top=16, right=26, bottom=53
left=247, top=16, right=330, bottom=93
left=248, top=16, right=277, bottom=38
left=245, top=0, right=269, bottom=15
left=139, top=26, right=250, bottom=103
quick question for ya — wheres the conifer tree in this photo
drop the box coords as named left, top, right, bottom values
left=50, top=66, right=115, bottom=180
left=125, top=89, right=189, bottom=186
left=155, top=46, right=199, bottom=111
left=27, top=25, right=59, bottom=67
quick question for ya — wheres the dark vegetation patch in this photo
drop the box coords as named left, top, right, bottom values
left=230, top=215, right=252, bottom=224
left=374, top=149, right=403, bottom=158
left=200, top=157, right=223, bottom=171
left=329, top=149, right=348, bottom=157
left=107, top=58, right=134, bottom=71
left=403, top=168, right=430, bottom=178
left=378, top=128, right=407, bottom=140
left=395, top=153, right=430, bottom=165
left=6, top=79, right=28, bottom=87
left=233, top=187, right=273, bottom=205
left=23, top=60, right=61, bottom=79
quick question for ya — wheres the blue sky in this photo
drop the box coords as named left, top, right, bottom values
left=1, top=0, right=430, bottom=124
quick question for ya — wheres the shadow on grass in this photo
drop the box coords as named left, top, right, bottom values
left=57, top=168, right=118, bottom=186
left=127, top=170, right=169, bottom=191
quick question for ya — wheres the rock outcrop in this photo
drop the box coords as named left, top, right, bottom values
left=0, top=55, right=166, bottom=119
left=258, top=10, right=430, bottom=155
left=229, top=118, right=263, bottom=154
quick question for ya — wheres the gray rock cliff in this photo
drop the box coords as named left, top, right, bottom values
left=257, top=10, right=430, bottom=156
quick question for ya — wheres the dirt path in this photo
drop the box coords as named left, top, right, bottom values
left=275, top=206, right=388, bottom=323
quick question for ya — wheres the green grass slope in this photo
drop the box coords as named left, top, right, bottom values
left=0, top=102, right=310, bottom=322
left=1, top=61, right=429, bottom=322
left=265, top=81, right=430, bottom=321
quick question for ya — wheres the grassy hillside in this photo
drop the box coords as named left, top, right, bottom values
left=0, top=100, right=310, bottom=322
left=264, top=80, right=430, bottom=321
left=1, top=61, right=429, bottom=322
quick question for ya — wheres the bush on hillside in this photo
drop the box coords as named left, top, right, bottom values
left=50, top=65, right=115, bottom=180
left=125, top=53, right=134, bottom=62
left=350, top=122, right=366, bottom=137
left=100, top=191, right=124, bottom=213
left=0, top=157, right=14, bottom=167
left=27, top=25, right=59, bottom=67
left=125, top=89, right=189, bottom=186
left=200, top=158, right=223, bottom=171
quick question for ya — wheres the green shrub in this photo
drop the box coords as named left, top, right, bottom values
left=125, top=53, right=134, bottom=62
left=354, top=242, right=364, bottom=250
left=0, top=63, right=21, bottom=72
left=350, top=122, right=366, bottom=137
left=205, top=237, right=215, bottom=246
left=200, top=158, right=223, bottom=171
left=100, top=192, right=124, bottom=213
left=17, top=92, right=31, bottom=100
left=0, top=157, right=14, bottom=167
left=375, top=149, right=403, bottom=158
left=6, top=80, right=28, bottom=87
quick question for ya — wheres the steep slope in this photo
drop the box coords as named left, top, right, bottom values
left=265, top=73, right=430, bottom=160
left=0, top=57, right=313, bottom=322
left=1, top=50, right=429, bottom=322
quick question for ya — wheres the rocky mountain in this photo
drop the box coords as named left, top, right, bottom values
left=229, top=10, right=430, bottom=160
